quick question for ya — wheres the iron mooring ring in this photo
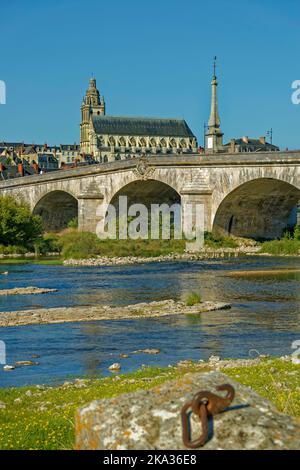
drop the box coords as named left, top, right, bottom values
left=181, top=384, right=235, bottom=449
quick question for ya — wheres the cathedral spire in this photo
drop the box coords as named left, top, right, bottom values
left=205, top=57, right=224, bottom=153
left=80, top=77, right=106, bottom=154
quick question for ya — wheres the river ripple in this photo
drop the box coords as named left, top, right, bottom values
left=0, top=256, right=299, bottom=387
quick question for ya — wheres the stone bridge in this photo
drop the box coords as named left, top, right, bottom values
left=1, top=151, right=300, bottom=240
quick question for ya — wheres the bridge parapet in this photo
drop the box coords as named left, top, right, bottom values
left=0, top=150, right=300, bottom=190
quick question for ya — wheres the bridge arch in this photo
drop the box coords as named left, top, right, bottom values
left=108, top=179, right=181, bottom=211
left=33, top=190, right=78, bottom=231
left=213, top=177, right=300, bottom=240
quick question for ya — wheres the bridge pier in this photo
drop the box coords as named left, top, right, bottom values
left=181, top=189, right=213, bottom=234
left=78, top=183, right=104, bottom=233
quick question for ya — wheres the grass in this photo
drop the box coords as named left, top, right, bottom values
left=260, top=226, right=300, bottom=256
left=3, top=226, right=300, bottom=262
left=204, top=231, right=239, bottom=249
left=260, top=238, right=300, bottom=256
left=59, top=230, right=243, bottom=260
left=185, top=291, right=202, bottom=306
left=60, top=231, right=187, bottom=259
left=224, top=359, right=300, bottom=417
left=0, top=258, right=63, bottom=266
left=0, top=357, right=298, bottom=450
left=0, top=228, right=254, bottom=262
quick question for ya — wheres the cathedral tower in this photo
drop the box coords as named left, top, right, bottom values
left=80, top=78, right=105, bottom=153
left=205, top=58, right=224, bottom=153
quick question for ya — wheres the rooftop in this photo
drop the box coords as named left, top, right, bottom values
left=92, top=115, right=195, bottom=138
left=224, top=137, right=279, bottom=151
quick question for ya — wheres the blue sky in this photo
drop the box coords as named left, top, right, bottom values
left=1, top=0, right=299, bottom=149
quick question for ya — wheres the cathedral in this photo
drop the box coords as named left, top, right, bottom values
left=80, top=71, right=278, bottom=161
left=80, top=78, right=198, bottom=161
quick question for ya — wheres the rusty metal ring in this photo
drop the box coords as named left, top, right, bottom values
left=181, top=384, right=235, bottom=449
left=181, top=401, right=208, bottom=449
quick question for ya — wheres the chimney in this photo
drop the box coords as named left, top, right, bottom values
left=242, top=136, right=249, bottom=144
left=17, top=163, right=24, bottom=176
left=259, top=136, right=266, bottom=145
left=32, top=162, right=39, bottom=174
left=230, top=139, right=236, bottom=153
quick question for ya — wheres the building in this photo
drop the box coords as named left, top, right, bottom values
left=80, top=78, right=198, bottom=161
left=38, top=153, right=59, bottom=171
left=55, top=144, right=81, bottom=166
left=224, top=136, right=279, bottom=153
left=0, top=142, right=60, bottom=177
left=0, top=141, right=85, bottom=169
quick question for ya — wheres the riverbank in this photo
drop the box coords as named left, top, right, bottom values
left=63, top=247, right=261, bottom=267
left=0, top=299, right=231, bottom=328
left=1, top=246, right=300, bottom=268
left=0, top=355, right=298, bottom=450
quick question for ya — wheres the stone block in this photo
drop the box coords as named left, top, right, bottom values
left=75, top=371, right=300, bottom=450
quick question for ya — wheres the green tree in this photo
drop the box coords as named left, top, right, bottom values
left=0, top=196, right=43, bottom=248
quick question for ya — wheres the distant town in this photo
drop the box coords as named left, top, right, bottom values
left=0, top=70, right=280, bottom=180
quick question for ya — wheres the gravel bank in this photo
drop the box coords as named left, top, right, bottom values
left=0, top=299, right=231, bottom=328
left=63, top=247, right=260, bottom=267
left=0, top=287, right=58, bottom=296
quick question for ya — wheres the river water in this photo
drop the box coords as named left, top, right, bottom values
left=0, top=256, right=299, bottom=387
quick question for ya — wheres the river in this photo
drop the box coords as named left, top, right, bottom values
left=0, top=256, right=299, bottom=387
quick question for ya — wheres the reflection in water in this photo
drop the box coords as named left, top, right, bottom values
left=0, top=256, right=299, bottom=387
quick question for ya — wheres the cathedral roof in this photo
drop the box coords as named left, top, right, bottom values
left=92, top=115, right=195, bottom=138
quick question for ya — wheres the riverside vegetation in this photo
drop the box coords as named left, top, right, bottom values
left=1, top=195, right=300, bottom=260
left=0, top=357, right=298, bottom=450
left=259, top=226, right=300, bottom=255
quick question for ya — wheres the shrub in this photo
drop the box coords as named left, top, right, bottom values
left=60, top=231, right=102, bottom=259
left=68, top=217, right=78, bottom=229
left=0, top=196, right=43, bottom=249
left=185, top=291, right=202, bottom=306
left=204, top=231, right=238, bottom=248
left=294, top=225, right=300, bottom=241
left=34, top=234, right=62, bottom=255
left=0, top=244, right=28, bottom=255
left=260, top=239, right=300, bottom=255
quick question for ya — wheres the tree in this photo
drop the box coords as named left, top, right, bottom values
left=0, top=196, right=43, bottom=248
